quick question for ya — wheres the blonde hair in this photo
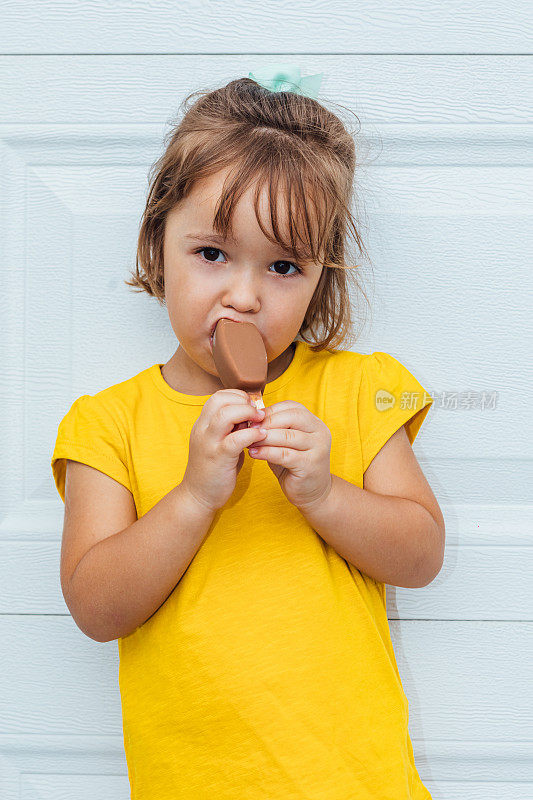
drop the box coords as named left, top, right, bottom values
left=125, top=76, right=373, bottom=352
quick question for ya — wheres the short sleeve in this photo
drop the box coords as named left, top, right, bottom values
left=357, top=351, right=434, bottom=473
left=51, top=393, right=131, bottom=503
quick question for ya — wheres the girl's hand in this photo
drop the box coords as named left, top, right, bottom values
left=181, top=389, right=267, bottom=513
left=248, top=400, right=333, bottom=511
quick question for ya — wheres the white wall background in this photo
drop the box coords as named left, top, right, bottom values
left=1, top=1, right=532, bottom=798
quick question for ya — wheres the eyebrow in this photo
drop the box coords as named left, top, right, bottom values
left=184, top=233, right=236, bottom=246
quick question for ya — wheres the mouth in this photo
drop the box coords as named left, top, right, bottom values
left=209, top=317, right=246, bottom=343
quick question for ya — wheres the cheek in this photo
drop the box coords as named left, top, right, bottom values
left=267, top=286, right=310, bottom=317
left=165, top=263, right=208, bottom=302
left=164, top=273, right=217, bottom=337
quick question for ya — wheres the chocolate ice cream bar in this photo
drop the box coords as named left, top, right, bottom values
left=212, top=319, right=267, bottom=412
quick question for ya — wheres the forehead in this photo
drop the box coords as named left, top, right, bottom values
left=169, top=166, right=322, bottom=250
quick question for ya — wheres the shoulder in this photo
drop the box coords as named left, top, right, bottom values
left=300, top=343, right=425, bottom=385
left=299, top=342, right=366, bottom=377
left=296, top=343, right=381, bottom=400
left=357, top=350, right=431, bottom=398
left=356, top=350, right=433, bottom=468
left=69, top=364, right=154, bottom=420
left=54, top=365, right=157, bottom=449
left=302, top=345, right=406, bottom=390
left=51, top=367, right=154, bottom=503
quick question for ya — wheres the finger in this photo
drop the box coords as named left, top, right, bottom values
left=211, top=401, right=264, bottom=436
left=207, top=388, right=251, bottom=410
left=263, top=407, right=316, bottom=433
left=233, top=420, right=250, bottom=432
left=248, top=444, right=297, bottom=467
left=250, top=427, right=310, bottom=451
left=263, top=400, right=302, bottom=415
left=224, top=426, right=267, bottom=457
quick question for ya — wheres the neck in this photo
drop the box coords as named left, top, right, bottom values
left=161, top=341, right=297, bottom=396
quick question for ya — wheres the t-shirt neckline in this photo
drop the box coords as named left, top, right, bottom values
left=150, top=340, right=306, bottom=405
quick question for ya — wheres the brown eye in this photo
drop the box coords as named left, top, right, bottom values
left=196, top=247, right=225, bottom=262
left=195, top=247, right=301, bottom=277
left=270, top=261, right=301, bottom=277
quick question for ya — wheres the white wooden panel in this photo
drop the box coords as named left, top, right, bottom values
left=1, top=0, right=531, bottom=54
left=20, top=774, right=130, bottom=800
left=425, top=784, right=533, bottom=800
left=0, top=14, right=531, bottom=798
left=0, top=56, right=530, bottom=124
left=1, top=504, right=532, bottom=620
left=0, top=122, right=531, bottom=512
left=0, top=616, right=531, bottom=792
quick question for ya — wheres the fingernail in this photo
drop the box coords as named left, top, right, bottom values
left=257, top=409, right=265, bottom=417
left=259, top=428, right=267, bottom=434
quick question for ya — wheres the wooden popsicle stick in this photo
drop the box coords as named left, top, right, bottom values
left=249, top=391, right=265, bottom=411
left=246, top=390, right=265, bottom=427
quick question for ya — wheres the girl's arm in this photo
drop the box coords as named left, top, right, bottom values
left=296, top=424, right=445, bottom=588
left=62, top=460, right=215, bottom=642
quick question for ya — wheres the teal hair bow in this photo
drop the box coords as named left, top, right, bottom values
left=248, top=63, right=324, bottom=100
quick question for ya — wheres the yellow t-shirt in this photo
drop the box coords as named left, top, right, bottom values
left=51, top=340, right=434, bottom=800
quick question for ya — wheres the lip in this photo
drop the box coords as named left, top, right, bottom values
left=209, top=317, right=247, bottom=338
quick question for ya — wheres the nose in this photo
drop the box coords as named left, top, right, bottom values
left=221, top=267, right=261, bottom=313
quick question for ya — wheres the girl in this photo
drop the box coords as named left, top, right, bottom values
left=51, top=66, right=444, bottom=800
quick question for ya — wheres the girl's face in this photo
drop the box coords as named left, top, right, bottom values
left=162, top=167, right=324, bottom=394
